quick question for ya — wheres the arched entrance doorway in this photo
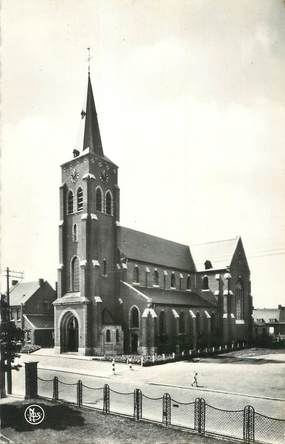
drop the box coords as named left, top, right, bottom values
left=130, top=333, right=138, bottom=353
left=60, top=312, right=79, bottom=353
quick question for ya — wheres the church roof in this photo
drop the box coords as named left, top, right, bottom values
left=9, top=281, right=42, bottom=306
left=139, top=287, right=215, bottom=307
left=82, top=74, right=104, bottom=156
left=117, top=226, right=194, bottom=271
left=190, top=237, right=240, bottom=271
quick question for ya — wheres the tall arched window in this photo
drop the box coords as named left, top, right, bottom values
left=77, top=187, right=83, bottom=211
left=202, top=275, right=209, bottom=290
left=67, top=191, right=73, bottom=214
left=211, top=312, right=216, bottom=334
left=73, top=224, right=78, bottom=242
left=106, top=329, right=111, bottom=342
left=196, top=312, right=201, bottom=336
left=133, top=266, right=139, bottom=283
left=96, top=187, right=103, bottom=212
left=171, top=272, right=176, bottom=288
left=187, top=275, right=191, bottom=290
left=179, top=312, right=185, bottom=334
left=116, top=329, right=120, bottom=343
left=106, top=191, right=112, bottom=215
left=103, top=259, right=107, bottom=276
left=71, top=257, right=80, bottom=291
left=153, top=269, right=159, bottom=286
left=235, top=280, right=244, bottom=320
left=159, top=311, right=165, bottom=335
left=130, top=306, right=139, bottom=328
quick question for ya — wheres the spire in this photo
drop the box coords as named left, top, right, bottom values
left=82, top=50, right=104, bottom=156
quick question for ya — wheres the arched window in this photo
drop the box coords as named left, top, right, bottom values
left=106, top=191, right=112, bottom=215
left=235, top=280, right=244, bottom=320
left=196, top=312, right=201, bottom=336
left=67, top=191, right=73, bottom=214
left=77, top=187, right=83, bottom=211
left=187, top=275, right=191, bottom=290
left=202, top=275, right=209, bottom=290
left=96, top=187, right=103, bottom=212
left=116, top=329, right=120, bottom=343
left=73, top=224, right=78, bottom=242
left=159, top=311, right=165, bottom=335
left=71, top=257, right=80, bottom=291
left=171, top=272, right=176, bottom=288
left=106, top=329, right=111, bottom=342
left=211, top=313, right=216, bottom=334
left=179, top=311, right=185, bottom=334
left=153, top=269, right=159, bottom=286
left=133, top=266, right=139, bottom=283
left=103, top=259, right=107, bottom=276
left=130, top=306, right=139, bottom=328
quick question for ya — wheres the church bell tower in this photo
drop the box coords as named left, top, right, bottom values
left=54, top=65, right=121, bottom=355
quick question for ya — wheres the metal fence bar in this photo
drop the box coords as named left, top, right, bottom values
left=77, top=380, right=82, bottom=408
left=243, top=405, right=255, bottom=443
left=162, top=393, right=171, bottom=426
left=52, top=376, right=59, bottom=401
left=194, top=398, right=205, bottom=435
left=134, top=388, right=142, bottom=421
left=103, top=384, right=110, bottom=414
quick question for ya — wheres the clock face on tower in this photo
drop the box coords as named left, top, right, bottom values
left=100, top=168, right=109, bottom=184
left=70, top=168, right=79, bottom=183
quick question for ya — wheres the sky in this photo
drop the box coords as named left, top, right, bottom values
left=1, top=0, right=285, bottom=308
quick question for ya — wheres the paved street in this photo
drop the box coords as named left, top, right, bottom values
left=11, top=349, right=285, bottom=418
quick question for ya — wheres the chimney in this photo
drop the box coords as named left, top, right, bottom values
left=39, top=278, right=44, bottom=287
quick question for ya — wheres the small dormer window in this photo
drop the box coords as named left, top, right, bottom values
left=204, top=260, right=212, bottom=270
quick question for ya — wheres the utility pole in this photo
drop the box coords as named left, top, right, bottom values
left=1, top=267, right=24, bottom=395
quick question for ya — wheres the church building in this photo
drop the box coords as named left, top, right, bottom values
left=54, top=71, right=253, bottom=356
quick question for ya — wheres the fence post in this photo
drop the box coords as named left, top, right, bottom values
left=134, top=388, right=142, bottom=420
left=194, top=398, right=205, bottom=435
left=24, top=361, right=38, bottom=400
left=162, top=393, right=171, bottom=426
left=77, top=380, right=82, bottom=408
left=53, top=376, right=59, bottom=401
left=243, top=405, right=255, bottom=443
left=103, top=384, right=110, bottom=414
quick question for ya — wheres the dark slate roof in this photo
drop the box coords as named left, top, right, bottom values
left=120, top=282, right=215, bottom=307
left=9, top=281, right=41, bottom=306
left=191, top=237, right=239, bottom=271
left=117, top=226, right=194, bottom=271
left=253, top=309, right=281, bottom=323
left=24, top=315, right=54, bottom=329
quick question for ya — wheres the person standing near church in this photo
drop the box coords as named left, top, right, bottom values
left=191, top=371, right=198, bottom=387
left=112, top=359, right=115, bottom=375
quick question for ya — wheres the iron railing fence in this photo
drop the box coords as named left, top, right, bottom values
left=37, top=376, right=285, bottom=444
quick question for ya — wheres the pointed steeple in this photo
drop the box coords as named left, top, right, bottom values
left=82, top=73, right=104, bottom=157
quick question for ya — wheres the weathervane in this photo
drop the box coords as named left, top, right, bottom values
left=87, top=47, right=92, bottom=75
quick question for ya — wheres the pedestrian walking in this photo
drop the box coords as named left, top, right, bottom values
left=129, top=357, right=134, bottom=371
left=112, top=359, right=115, bottom=375
left=191, top=371, right=198, bottom=387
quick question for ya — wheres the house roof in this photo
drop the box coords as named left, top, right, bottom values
left=9, top=281, right=41, bottom=306
left=253, top=309, right=281, bottom=323
left=24, top=315, right=54, bottom=329
left=190, top=237, right=239, bottom=271
left=117, top=226, right=194, bottom=271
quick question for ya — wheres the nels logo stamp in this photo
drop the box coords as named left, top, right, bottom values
left=24, top=404, right=45, bottom=425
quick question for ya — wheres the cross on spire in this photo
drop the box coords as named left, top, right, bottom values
left=87, top=47, right=92, bottom=75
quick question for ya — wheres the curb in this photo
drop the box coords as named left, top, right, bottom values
left=148, top=382, right=285, bottom=402
left=38, top=366, right=111, bottom=379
